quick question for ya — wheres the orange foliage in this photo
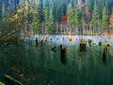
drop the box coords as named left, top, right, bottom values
left=62, top=16, right=67, bottom=24
left=109, top=15, right=113, bottom=27
left=69, top=38, right=73, bottom=41
left=109, top=15, right=113, bottom=21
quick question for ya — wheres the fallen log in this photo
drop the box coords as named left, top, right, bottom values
left=4, top=75, right=23, bottom=85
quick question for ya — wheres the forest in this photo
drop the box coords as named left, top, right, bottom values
left=0, top=0, right=113, bottom=44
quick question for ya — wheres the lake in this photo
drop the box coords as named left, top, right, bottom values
left=0, top=35, right=113, bottom=85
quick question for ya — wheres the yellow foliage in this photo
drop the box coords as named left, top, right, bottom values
left=25, top=6, right=28, bottom=10
left=14, top=14, right=19, bottom=19
left=68, top=32, right=71, bottom=35
left=30, top=9, right=33, bottom=13
left=33, top=10, right=38, bottom=14
left=17, top=9, right=23, bottom=13
left=69, top=38, right=73, bottom=42
left=9, top=14, right=19, bottom=22
left=9, top=18, right=13, bottom=22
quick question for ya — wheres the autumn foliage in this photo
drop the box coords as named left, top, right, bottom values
left=109, top=15, right=113, bottom=21
left=62, top=16, right=67, bottom=24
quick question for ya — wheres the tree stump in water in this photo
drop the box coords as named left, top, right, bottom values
left=88, top=39, right=92, bottom=47
left=98, top=41, right=102, bottom=46
left=106, top=43, right=110, bottom=47
left=79, top=42, right=86, bottom=52
left=60, top=44, right=66, bottom=64
left=35, top=37, right=38, bottom=47
left=103, top=47, right=107, bottom=65
left=102, top=43, right=110, bottom=65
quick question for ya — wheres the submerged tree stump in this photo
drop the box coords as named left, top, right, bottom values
left=79, top=42, right=86, bottom=52
left=60, top=44, right=66, bottom=64
left=98, top=41, right=102, bottom=46
left=35, top=37, right=38, bottom=47
left=69, top=38, right=72, bottom=42
left=88, top=39, right=92, bottom=47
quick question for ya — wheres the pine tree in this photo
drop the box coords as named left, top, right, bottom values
left=38, top=0, right=44, bottom=34
left=67, top=4, right=74, bottom=26
left=32, top=1, right=41, bottom=34
left=101, top=6, right=108, bottom=33
left=44, top=6, right=50, bottom=33
left=74, top=8, right=79, bottom=33
left=67, top=4, right=73, bottom=33
left=32, top=14, right=41, bottom=34
left=91, top=1, right=99, bottom=34
left=0, top=0, right=2, bottom=19
left=48, top=8, right=56, bottom=34
left=67, top=4, right=71, bottom=33
left=67, top=4, right=76, bottom=33
left=74, top=8, right=79, bottom=26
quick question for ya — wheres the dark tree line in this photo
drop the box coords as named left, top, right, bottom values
left=0, top=0, right=113, bottom=35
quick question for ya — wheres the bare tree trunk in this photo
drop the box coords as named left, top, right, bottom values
left=82, top=22, right=84, bottom=35
left=76, top=27, right=77, bottom=34
left=61, top=24, right=62, bottom=34
left=41, top=23, right=44, bottom=34
left=56, top=22, right=58, bottom=34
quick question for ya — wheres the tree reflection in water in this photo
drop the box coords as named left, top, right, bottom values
left=0, top=42, right=113, bottom=85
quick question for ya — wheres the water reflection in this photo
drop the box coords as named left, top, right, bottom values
left=103, top=47, right=107, bottom=66
left=60, top=44, right=66, bottom=65
left=0, top=43, right=113, bottom=85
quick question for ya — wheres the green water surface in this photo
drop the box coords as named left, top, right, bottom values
left=0, top=43, right=113, bottom=85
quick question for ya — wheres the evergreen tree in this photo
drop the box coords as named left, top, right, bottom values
left=0, top=0, right=2, bottom=19
left=44, top=6, right=50, bottom=33
left=75, top=8, right=79, bottom=26
left=48, top=8, right=56, bottom=34
left=54, top=0, right=63, bottom=23
left=32, top=14, right=41, bottom=34
left=74, top=8, right=79, bottom=33
left=38, top=0, right=44, bottom=33
left=101, top=6, right=108, bottom=33
left=67, top=3, right=79, bottom=33
left=67, top=4, right=74, bottom=33
left=67, top=4, right=77, bottom=25
left=91, top=1, right=99, bottom=34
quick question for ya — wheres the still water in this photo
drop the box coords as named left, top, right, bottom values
left=0, top=36, right=113, bottom=85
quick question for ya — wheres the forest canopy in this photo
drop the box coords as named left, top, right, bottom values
left=0, top=0, right=113, bottom=35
